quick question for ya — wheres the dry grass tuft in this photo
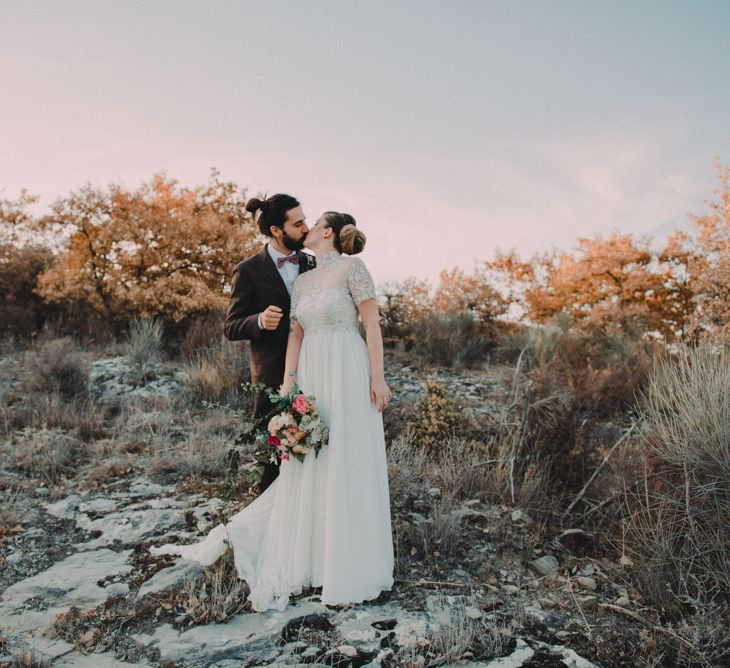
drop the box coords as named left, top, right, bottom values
left=182, top=348, right=247, bottom=406
left=1, top=651, right=52, bottom=667
left=126, top=317, right=164, bottom=385
left=25, top=337, right=89, bottom=400
left=9, top=428, right=86, bottom=484
left=625, top=344, right=730, bottom=612
left=146, top=407, right=238, bottom=479
left=180, top=550, right=248, bottom=623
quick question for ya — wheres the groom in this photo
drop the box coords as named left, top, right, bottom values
left=224, top=194, right=316, bottom=493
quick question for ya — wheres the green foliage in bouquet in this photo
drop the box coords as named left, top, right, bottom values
left=205, top=379, right=329, bottom=501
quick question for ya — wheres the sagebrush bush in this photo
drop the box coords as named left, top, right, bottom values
left=405, top=380, right=473, bottom=455
left=625, top=344, right=730, bottom=611
left=126, top=317, right=164, bottom=384
left=26, top=337, right=90, bottom=400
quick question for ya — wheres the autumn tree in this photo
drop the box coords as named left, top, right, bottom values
left=34, top=171, right=260, bottom=328
left=0, top=192, right=55, bottom=335
left=670, top=161, right=730, bottom=341
left=379, top=277, right=432, bottom=338
left=488, top=233, right=692, bottom=340
left=432, top=266, right=509, bottom=325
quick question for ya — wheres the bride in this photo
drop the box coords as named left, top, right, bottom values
left=150, top=211, right=395, bottom=612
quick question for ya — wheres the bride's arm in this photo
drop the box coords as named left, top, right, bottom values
left=358, top=299, right=392, bottom=412
left=281, top=320, right=304, bottom=396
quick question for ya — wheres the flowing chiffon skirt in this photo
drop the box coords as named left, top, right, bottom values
left=150, top=328, right=394, bottom=611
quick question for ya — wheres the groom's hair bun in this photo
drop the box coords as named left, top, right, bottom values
left=246, top=193, right=300, bottom=237
left=322, top=211, right=366, bottom=255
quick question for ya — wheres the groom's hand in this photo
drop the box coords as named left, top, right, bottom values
left=260, top=305, right=284, bottom=330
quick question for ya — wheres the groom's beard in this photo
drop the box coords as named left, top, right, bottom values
left=282, top=231, right=306, bottom=251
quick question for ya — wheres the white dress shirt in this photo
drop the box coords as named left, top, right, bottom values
left=258, top=244, right=300, bottom=329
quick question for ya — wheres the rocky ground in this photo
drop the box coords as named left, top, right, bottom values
left=0, top=354, right=656, bottom=667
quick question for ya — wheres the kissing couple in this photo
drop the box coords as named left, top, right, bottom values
left=151, top=193, right=395, bottom=612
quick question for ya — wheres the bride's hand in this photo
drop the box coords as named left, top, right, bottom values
left=279, top=377, right=295, bottom=397
left=370, top=378, right=392, bottom=413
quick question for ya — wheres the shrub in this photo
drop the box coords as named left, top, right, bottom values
left=0, top=243, right=55, bottom=338
left=625, top=344, right=730, bottom=611
left=26, top=337, right=90, bottom=400
left=182, top=342, right=249, bottom=407
left=11, top=428, right=86, bottom=483
left=405, top=380, right=472, bottom=455
left=406, top=311, right=498, bottom=369
left=126, top=317, right=164, bottom=384
left=178, top=310, right=227, bottom=360
left=516, top=321, right=653, bottom=495
left=180, top=551, right=248, bottom=623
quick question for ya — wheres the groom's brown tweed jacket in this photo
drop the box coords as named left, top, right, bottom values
left=224, top=244, right=316, bottom=411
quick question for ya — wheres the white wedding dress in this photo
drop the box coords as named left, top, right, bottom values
left=150, top=251, right=394, bottom=611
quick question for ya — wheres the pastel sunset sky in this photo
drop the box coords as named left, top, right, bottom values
left=2, top=0, right=729, bottom=283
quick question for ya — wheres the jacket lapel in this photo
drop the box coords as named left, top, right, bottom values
left=299, top=251, right=316, bottom=273
left=254, top=244, right=290, bottom=303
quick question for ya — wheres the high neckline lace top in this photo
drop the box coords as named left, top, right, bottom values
left=290, top=254, right=377, bottom=335
left=317, top=250, right=343, bottom=269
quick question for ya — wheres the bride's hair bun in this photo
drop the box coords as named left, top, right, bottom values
left=339, top=223, right=366, bottom=255
left=322, top=211, right=366, bottom=255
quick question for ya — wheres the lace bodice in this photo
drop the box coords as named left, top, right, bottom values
left=291, top=252, right=376, bottom=334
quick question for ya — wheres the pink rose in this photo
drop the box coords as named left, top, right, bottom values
left=292, top=394, right=310, bottom=415
left=266, top=435, right=281, bottom=447
left=281, top=453, right=290, bottom=461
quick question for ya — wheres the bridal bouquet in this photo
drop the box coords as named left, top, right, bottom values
left=260, top=388, right=329, bottom=463
left=215, top=381, right=329, bottom=496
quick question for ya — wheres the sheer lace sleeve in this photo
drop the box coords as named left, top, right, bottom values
left=346, top=257, right=377, bottom=305
left=290, top=277, right=303, bottom=322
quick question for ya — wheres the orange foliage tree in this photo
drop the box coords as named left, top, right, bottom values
left=488, top=233, right=693, bottom=339
left=669, top=161, right=730, bottom=341
left=432, top=266, right=509, bottom=325
left=34, top=171, right=259, bottom=326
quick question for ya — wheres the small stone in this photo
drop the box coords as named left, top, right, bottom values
left=427, top=487, right=441, bottom=498
left=614, top=595, right=630, bottom=607
left=529, top=555, right=559, bottom=578
left=502, top=584, right=520, bottom=594
left=619, top=555, right=634, bottom=568
left=538, top=597, right=558, bottom=609
left=511, top=509, right=533, bottom=524
left=337, top=644, right=358, bottom=657
left=575, top=595, right=598, bottom=612
left=301, top=647, right=319, bottom=658
left=581, top=563, right=596, bottom=576
left=464, top=606, right=483, bottom=619
left=576, top=576, right=597, bottom=591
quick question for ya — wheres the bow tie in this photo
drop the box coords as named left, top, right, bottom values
left=276, top=254, right=299, bottom=268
